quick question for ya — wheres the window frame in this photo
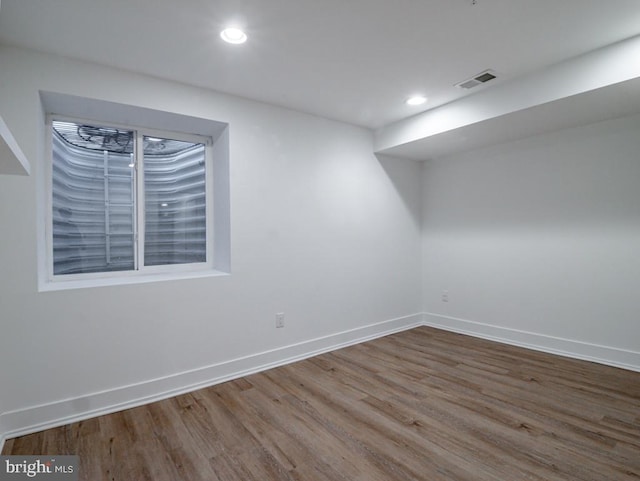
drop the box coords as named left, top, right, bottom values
left=45, top=114, right=215, bottom=285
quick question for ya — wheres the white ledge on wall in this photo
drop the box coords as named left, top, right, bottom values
left=375, top=34, right=640, bottom=161
left=0, top=114, right=30, bottom=175
left=40, top=269, right=231, bottom=292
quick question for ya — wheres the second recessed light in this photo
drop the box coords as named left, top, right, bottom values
left=220, top=27, right=247, bottom=44
left=406, top=96, right=427, bottom=106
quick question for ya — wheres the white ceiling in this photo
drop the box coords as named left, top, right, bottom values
left=2, top=0, right=640, bottom=132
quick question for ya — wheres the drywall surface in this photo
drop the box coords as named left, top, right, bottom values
left=0, top=46, right=422, bottom=436
left=0, top=114, right=30, bottom=175
left=422, top=113, right=640, bottom=369
left=375, top=34, right=640, bottom=156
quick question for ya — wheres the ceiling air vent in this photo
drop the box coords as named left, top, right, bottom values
left=455, top=69, right=497, bottom=89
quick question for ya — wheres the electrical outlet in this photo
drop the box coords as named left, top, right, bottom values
left=275, top=312, right=285, bottom=328
left=442, top=290, right=449, bottom=302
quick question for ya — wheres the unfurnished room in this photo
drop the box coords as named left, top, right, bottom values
left=0, top=1, right=639, bottom=480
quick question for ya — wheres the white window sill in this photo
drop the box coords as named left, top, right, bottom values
left=39, top=269, right=230, bottom=292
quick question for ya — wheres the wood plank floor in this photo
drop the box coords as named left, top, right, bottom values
left=3, top=326, right=640, bottom=480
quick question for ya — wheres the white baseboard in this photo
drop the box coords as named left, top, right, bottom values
left=423, top=312, right=640, bottom=372
left=0, top=313, right=423, bottom=442
left=3, top=311, right=637, bottom=445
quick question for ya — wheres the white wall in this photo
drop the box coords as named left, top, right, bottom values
left=422, top=113, right=640, bottom=370
left=0, top=46, right=423, bottom=438
left=4, top=43, right=638, bottom=447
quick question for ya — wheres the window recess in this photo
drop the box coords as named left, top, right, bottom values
left=49, top=118, right=211, bottom=278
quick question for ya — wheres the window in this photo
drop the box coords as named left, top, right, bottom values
left=49, top=118, right=212, bottom=279
left=38, top=92, right=230, bottom=290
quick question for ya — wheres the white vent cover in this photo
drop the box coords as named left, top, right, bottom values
left=455, top=69, right=497, bottom=89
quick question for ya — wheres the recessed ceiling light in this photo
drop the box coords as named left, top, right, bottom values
left=406, top=96, right=427, bottom=106
left=220, top=27, right=247, bottom=44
